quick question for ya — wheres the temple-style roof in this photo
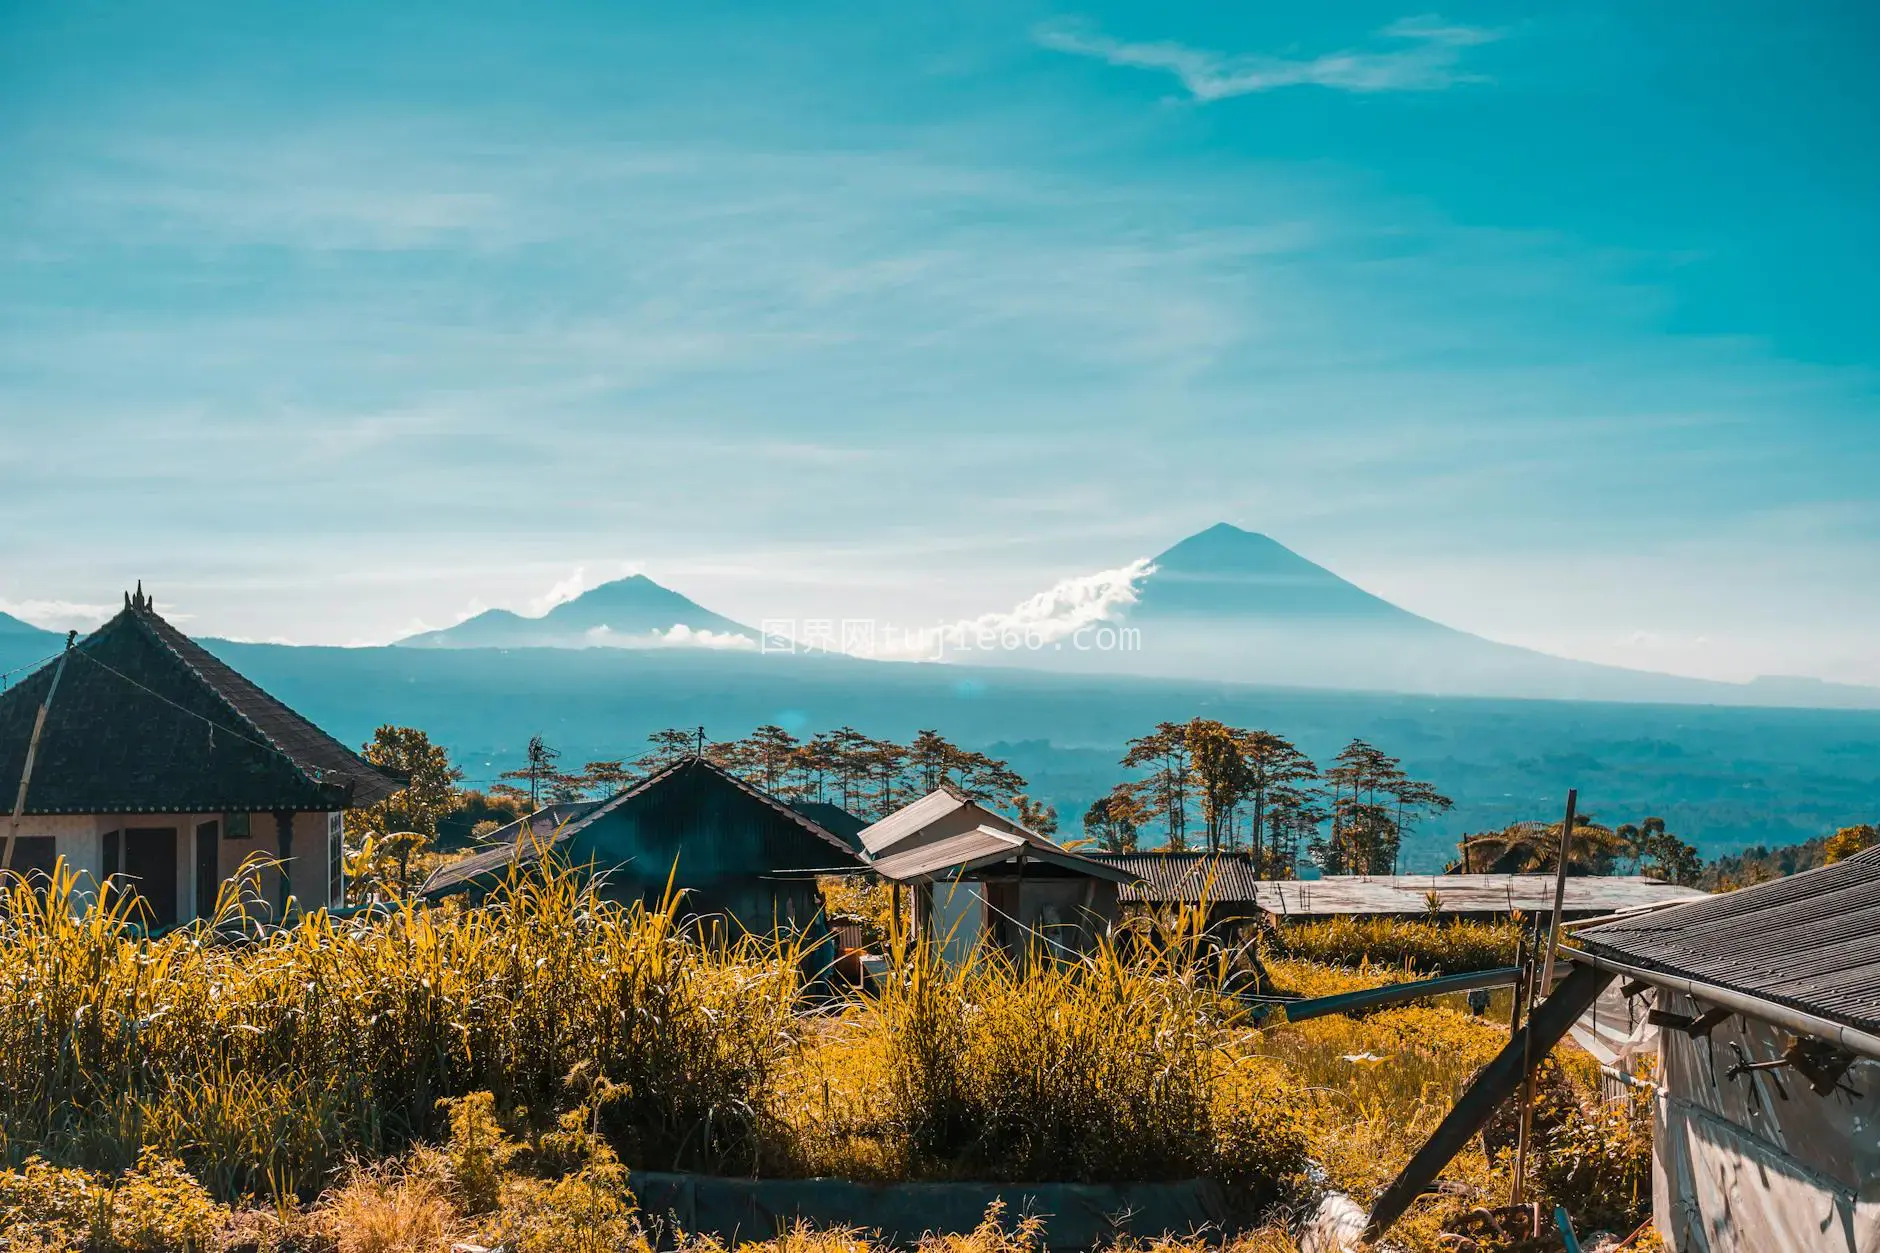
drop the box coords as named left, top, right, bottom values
left=0, top=589, right=400, bottom=814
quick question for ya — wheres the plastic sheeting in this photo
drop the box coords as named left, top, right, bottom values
left=1652, top=990, right=1880, bottom=1252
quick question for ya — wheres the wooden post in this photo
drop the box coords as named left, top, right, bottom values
left=3, top=632, right=77, bottom=874
left=1515, top=788, right=1578, bottom=1204
left=274, top=810, right=295, bottom=919
left=1539, top=789, right=1578, bottom=994
left=1364, top=961, right=1615, bottom=1240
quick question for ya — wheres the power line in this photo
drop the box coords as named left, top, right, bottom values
left=70, top=648, right=305, bottom=766
left=0, top=650, right=63, bottom=689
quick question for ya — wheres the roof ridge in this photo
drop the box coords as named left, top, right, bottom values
left=561, top=755, right=860, bottom=858
left=684, top=756, right=857, bottom=854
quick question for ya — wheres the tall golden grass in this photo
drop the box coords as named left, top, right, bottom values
left=1272, top=916, right=1520, bottom=974
left=0, top=860, right=800, bottom=1198
left=849, top=922, right=1305, bottom=1188
left=0, top=860, right=1650, bottom=1252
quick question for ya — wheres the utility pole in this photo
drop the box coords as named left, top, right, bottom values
left=4, top=632, right=78, bottom=873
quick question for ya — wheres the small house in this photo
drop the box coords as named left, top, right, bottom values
left=1571, top=849, right=1880, bottom=1252
left=420, top=755, right=864, bottom=932
left=0, top=589, right=402, bottom=926
left=861, top=787, right=1132, bottom=965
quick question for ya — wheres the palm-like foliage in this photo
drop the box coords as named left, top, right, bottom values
left=1455, top=814, right=1628, bottom=874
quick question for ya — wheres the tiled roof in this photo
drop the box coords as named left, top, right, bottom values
left=1575, top=847, right=1880, bottom=1034
left=0, top=595, right=399, bottom=814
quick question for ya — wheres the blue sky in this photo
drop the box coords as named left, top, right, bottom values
left=3, top=1, right=1877, bottom=682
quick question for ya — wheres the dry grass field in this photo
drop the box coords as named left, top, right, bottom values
left=0, top=863, right=1650, bottom=1252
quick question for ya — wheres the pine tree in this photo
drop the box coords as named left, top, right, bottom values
left=1122, top=722, right=1192, bottom=851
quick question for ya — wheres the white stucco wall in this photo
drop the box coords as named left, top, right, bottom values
left=8, top=810, right=340, bottom=922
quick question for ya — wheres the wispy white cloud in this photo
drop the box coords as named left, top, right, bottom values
left=1035, top=14, right=1503, bottom=101
left=865, top=558, right=1156, bottom=660
left=583, top=624, right=757, bottom=651
left=530, top=567, right=594, bottom=616
left=0, top=598, right=114, bottom=632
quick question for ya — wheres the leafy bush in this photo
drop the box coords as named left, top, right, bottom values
left=1533, top=1081, right=1654, bottom=1234
left=0, top=1151, right=221, bottom=1252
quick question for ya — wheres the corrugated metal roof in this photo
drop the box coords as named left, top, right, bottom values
left=1089, top=854, right=1706, bottom=916
left=1092, top=853, right=1269, bottom=903
left=870, top=824, right=1138, bottom=884
left=472, top=800, right=604, bottom=849
left=871, top=826, right=1025, bottom=881
left=549, top=756, right=854, bottom=855
left=1575, top=847, right=1880, bottom=1033
left=857, top=787, right=976, bottom=855
left=789, top=800, right=870, bottom=852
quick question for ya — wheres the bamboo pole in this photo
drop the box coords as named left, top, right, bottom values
left=3, top=632, right=77, bottom=874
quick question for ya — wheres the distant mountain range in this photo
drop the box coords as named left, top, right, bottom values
left=6, top=525, right=1880, bottom=710
left=398, top=574, right=755, bottom=650
left=4, top=551, right=1878, bottom=868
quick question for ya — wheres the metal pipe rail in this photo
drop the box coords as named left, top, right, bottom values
left=1246, top=965, right=1521, bottom=1024
left=1566, top=947, right=1880, bottom=1062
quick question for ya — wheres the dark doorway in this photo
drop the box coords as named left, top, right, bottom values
left=195, top=821, right=220, bottom=920
left=8, top=836, right=57, bottom=882
left=122, top=827, right=179, bottom=929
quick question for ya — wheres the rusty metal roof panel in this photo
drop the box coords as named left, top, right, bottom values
left=1575, top=847, right=1880, bottom=1033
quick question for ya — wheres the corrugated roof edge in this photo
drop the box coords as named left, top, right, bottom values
left=1572, top=846, right=1880, bottom=1036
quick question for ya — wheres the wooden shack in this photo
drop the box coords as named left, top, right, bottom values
left=1365, top=848, right=1879, bottom=1248
left=862, top=787, right=1132, bottom=965
left=421, top=755, right=864, bottom=932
